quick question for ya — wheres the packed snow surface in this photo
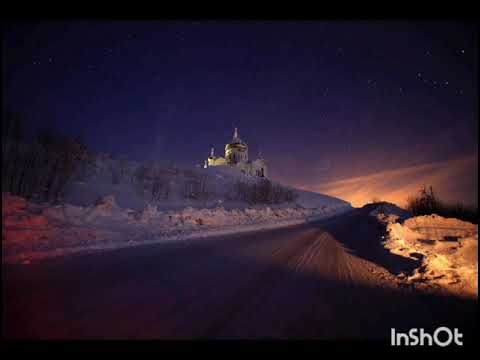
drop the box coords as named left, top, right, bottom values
left=371, top=204, right=478, bottom=297
left=2, top=192, right=351, bottom=264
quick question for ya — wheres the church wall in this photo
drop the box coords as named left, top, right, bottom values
left=208, top=157, right=227, bottom=167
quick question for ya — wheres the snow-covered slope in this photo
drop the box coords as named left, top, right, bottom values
left=294, top=188, right=350, bottom=210
left=63, top=157, right=350, bottom=211
left=3, top=155, right=352, bottom=263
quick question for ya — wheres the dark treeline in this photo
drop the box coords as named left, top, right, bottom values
left=406, top=185, right=478, bottom=224
left=2, top=110, right=88, bottom=203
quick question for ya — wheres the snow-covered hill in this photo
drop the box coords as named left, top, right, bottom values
left=63, top=156, right=349, bottom=212
left=2, top=157, right=351, bottom=263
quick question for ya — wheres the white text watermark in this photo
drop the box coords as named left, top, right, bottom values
left=391, top=327, right=463, bottom=346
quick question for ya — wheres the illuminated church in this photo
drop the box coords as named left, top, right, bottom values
left=204, top=128, right=267, bottom=178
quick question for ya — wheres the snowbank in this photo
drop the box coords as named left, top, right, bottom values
left=373, top=204, right=478, bottom=297
left=2, top=193, right=351, bottom=264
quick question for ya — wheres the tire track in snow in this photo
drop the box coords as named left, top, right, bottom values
left=133, top=226, right=321, bottom=338
left=201, top=229, right=324, bottom=338
left=204, top=229, right=365, bottom=338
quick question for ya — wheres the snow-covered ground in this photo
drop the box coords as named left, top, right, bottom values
left=370, top=205, right=478, bottom=297
left=2, top=154, right=352, bottom=263
left=2, top=191, right=351, bottom=264
left=63, top=158, right=349, bottom=211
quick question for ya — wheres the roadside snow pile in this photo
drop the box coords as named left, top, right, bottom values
left=383, top=214, right=478, bottom=297
left=2, top=192, right=351, bottom=263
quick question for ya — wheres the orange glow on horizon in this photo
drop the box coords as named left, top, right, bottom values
left=298, top=156, right=478, bottom=208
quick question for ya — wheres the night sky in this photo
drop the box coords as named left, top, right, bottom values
left=3, top=21, right=478, bottom=207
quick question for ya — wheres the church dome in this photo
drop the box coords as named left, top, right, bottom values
left=225, top=128, right=248, bottom=164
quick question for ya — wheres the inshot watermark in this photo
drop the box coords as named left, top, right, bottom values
left=391, top=327, right=463, bottom=346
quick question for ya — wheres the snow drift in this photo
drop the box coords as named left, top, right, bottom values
left=371, top=204, right=478, bottom=297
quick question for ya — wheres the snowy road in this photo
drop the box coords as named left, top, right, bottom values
left=3, top=208, right=477, bottom=340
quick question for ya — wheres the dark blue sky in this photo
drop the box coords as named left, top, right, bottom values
left=3, top=21, right=478, bottom=204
